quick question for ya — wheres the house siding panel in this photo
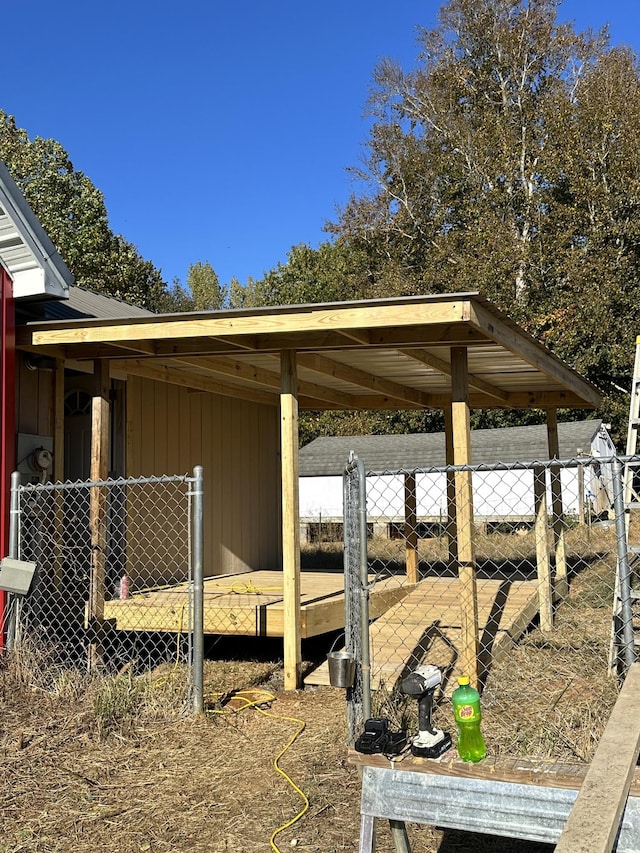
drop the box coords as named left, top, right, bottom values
left=126, top=376, right=281, bottom=576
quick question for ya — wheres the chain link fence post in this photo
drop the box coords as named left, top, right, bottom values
left=344, top=453, right=370, bottom=745
left=192, top=465, right=204, bottom=714
left=612, top=457, right=635, bottom=672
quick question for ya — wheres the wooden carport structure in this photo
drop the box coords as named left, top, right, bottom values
left=16, top=293, right=601, bottom=689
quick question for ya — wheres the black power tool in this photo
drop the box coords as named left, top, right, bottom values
left=400, top=664, right=452, bottom=758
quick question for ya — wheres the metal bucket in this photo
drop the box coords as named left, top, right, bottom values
left=327, top=650, right=356, bottom=688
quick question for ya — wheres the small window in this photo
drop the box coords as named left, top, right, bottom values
left=64, top=390, right=92, bottom=417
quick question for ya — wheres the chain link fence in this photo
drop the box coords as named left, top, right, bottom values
left=5, top=469, right=204, bottom=709
left=344, top=454, right=636, bottom=764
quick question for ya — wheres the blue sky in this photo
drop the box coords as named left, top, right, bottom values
left=2, top=1, right=639, bottom=290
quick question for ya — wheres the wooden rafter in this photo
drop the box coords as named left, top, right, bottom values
left=296, top=352, right=434, bottom=408
left=114, top=358, right=278, bottom=406
left=401, top=348, right=509, bottom=402
left=469, top=302, right=601, bottom=407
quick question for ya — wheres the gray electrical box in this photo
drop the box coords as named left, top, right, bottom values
left=17, top=433, right=53, bottom=485
left=0, top=557, right=36, bottom=595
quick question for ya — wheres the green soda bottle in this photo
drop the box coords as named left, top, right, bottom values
left=452, top=674, right=486, bottom=762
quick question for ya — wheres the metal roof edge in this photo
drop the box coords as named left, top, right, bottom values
left=0, top=160, right=73, bottom=300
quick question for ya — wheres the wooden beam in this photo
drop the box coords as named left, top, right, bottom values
left=547, top=409, right=568, bottom=599
left=468, top=302, right=601, bottom=408
left=53, top=360, right=65, bottom=588
left=451, top=348, right=479, bottom=687
left=296, top=352, right=433, bottom=408
left=554, top=663, right=640, bottom=853
left=443, top=406, right=457, bottom=567
left=401, top=348, right=509, bottom=402
left=281, top=350, right=302, bottom=690
left=111, top=358, right=279, bottom=406
left=30, top=299, right=470, bottom=347
left=174, top=355, right=358, bottom=408
left=88, top=360, right=110, bottom=670
left=404, top=473, right=419, bottom=584
left=533, top=465, right=553, bottom=633
left=54, top=360, right=65, bottom=483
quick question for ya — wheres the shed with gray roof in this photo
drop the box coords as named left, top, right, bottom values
left=299, top=420, right=616, bottom=540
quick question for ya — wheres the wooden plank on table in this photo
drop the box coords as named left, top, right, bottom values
left=554, top=663, right=640, bottom=853
left=348, top=751, right=640, bottom=795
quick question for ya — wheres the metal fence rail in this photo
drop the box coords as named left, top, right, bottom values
left=344, top=454, right=635, bottom=761
left=5, top=468, right=204, bottom=711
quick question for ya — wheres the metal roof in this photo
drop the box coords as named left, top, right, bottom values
left=299, top=419, right=607, bottom=475
left=41, top=285, right=154, bottom=321
left=0, top=160, right=73, bottom=300
left=17, top=292, right=602, bottom=412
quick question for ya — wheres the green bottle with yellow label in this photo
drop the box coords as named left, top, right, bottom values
left=452, top=674, right=486, bottom=762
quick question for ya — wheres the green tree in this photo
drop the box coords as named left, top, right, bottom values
left=249, top=241, right=374, bottom=308
left=0, top=111, right=167, bottom=311
left=328, top=0, right=640, bottom=441
left=187, top=261, right=227, bottom=310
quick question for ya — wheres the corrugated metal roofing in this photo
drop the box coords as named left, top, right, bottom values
left=298, top=419, right=607, bottom=476
left=40, top=286, right=154, bottom=321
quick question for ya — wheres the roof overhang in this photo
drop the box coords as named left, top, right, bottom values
left=16, top=292, right=602, bottom=411
left=0, top=160, right=73, bottom=301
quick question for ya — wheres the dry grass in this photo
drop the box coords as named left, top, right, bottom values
left=0, top=647, right=559, bottom=853
left=0, top=524, right=623, bottom=853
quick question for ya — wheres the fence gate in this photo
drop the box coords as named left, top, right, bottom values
left=344, top=453, right=635, bottom=764
left=5, top=469, right=203, bottom=708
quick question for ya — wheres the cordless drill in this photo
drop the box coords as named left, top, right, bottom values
left=400, top=664, right=452, bottom=758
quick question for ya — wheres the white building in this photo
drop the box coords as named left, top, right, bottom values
left=299, top=420, right=616, bottom=541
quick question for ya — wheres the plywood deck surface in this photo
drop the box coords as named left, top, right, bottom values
left=304, top=577, right=539, bottom=689
left=101, top=570, right=411, bottom=639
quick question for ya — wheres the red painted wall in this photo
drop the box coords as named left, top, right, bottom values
left=0, top=266, right=15, bottom=647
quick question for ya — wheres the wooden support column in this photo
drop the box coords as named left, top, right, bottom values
left=547, top=409, right=568, bottom=599
left=533, top=464, right=554, bottom=633
left=280, top=350, right=302, bottom=690
left=53, top=360, right=65, bottom=588
left=88, top=360, right=110, bottom=671
left=443, top=407, right=457, bottom=567
left=451, top=348, right=479, bottom=687
left=404, top=472, right=419, bottom=584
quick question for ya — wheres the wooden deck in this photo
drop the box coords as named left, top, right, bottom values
left=305, top=576, right=539, bottom=688
left=100, top=570, right=411, bottom=639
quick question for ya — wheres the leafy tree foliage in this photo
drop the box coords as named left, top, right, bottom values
left=248, top=241, right=374, bottom=307
left=187, top=261, right=226, bottom=310
left=0, top=112, right=167, bottom=311
left=327, top=0, right=640, bottom=443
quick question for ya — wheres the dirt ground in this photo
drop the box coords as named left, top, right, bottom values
left=0, top=647, right=558, bottom=853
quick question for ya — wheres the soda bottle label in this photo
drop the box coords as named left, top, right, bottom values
left=454, top=702, right=480, bottom=722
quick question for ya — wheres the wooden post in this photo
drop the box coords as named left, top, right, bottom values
left=88, top=360, right=110, bottom=670
left=53, top=360, right=65, bottom=588
left=533, top=464, right=553, bottom=633
left=576, top=447, right=588, bottom=527
left=451, top=348, right=479, bottom=687
left=443, top=407, right=457, bottom=567
left=404, top=472, right=419, bottom=584
left=280, top=350, right=302, bottom=690
left=546, top=409, right=568, bottom=599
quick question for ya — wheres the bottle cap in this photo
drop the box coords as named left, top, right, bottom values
left=458, top=674, right=470, bottom=686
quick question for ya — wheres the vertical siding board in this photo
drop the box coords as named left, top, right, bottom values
left=154, top=380, right=168, bottom=476
left=125, top=376, right=281, bottom=581
left=166, top=383, right=180, bottom=475
left=199, top=391, right=214, bottom=577
left=126, top=375, right=141, bottom=477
